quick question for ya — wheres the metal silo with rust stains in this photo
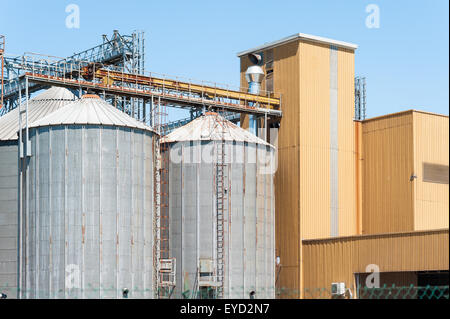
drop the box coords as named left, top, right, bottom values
left=0, top=87, right=77, bottom=299
left=19, top=94, right=157, bottom=298
left=161, top=112, right=276, bottom=299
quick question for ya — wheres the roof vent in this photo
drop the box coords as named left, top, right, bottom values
left=245, top=65, right=264, bottom=85
left=248, top=53, right=262, bottom=65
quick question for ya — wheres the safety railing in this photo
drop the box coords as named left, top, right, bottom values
left=2, top=53, right=282, bottom=115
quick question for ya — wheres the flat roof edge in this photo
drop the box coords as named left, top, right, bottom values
left=302, top=228, right=449, bottom=244
left=236, top=33, right=358, bottom=57
left=363, top=109, right=449, bottom=123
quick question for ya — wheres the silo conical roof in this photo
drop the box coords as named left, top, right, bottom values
left=161, top=112, right=273, bottom=147
left=29, top=94, right=156, bottom=133
left=31, top=86, right=77, bottom=101
left=0, top=86, right=77, bottom=141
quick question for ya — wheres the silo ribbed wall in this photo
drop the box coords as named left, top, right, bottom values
left=21, top=125, right=155, bottom=298
left=0, top=87, right=76, bottom=299
left=166, top=140, right=275, bottom=299
left=0, top=141, right=18, bottom=298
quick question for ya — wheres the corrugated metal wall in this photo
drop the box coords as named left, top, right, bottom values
left=362, top=111, right=449, bottom=234
left=0, top=141, right=18, bottom=298
left=298, top=40, right=331, bottom=240
left=272, top=41, right=301, bottom=298
left=167, top=140, right=275, bottom=299
left=354, top=121, right=363, bottom=235
left=22, top=125, right=155, bottom=299
left=240, top=41, right=301, bottom=298
left=302, top=229, right=449, bottom=297
left=413, top=112, right=449, bottom=230
left=337, top=48, right=357, bottom=237
left=362, top=112, right=415, bottom=234
left=239, top=39, right=357, bottom=298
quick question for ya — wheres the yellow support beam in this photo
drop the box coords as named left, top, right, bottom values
left=92, top=69, right=281, bottom=108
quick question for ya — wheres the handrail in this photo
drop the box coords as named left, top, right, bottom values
left=3, top=54, right=281, bottom=107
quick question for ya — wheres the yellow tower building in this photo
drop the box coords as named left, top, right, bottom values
left=238, top=33, right=359, bottom=298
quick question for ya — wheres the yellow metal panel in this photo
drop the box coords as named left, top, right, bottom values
left=239, top=38, right=357, bottom=298
left=269, top=41, right=302, bottom=298
left=362, top=112, right=415, bottom=234
left=413, top=112, right=449, bottom=230
left=362, top=111, right=449, bottom=234
left=337, top=48, right=357, bottom=236
left=275, top=146, right=301, bottom=298
left=302, top=229, right=449, bottom=296
left=274, top=41, right=301, bottom=148
left=355, top=121, right=363, bottom=235
left=298, top=40, right=331, bottom=240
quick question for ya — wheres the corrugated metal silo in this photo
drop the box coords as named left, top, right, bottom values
left=0, top=87, right=77, bottom=299
left=19, top=94, right=157, bottom=299
left=161, top=112, right=276, bottom=299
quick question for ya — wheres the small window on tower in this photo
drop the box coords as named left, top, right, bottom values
left=423, top=163, right=449, bottom=184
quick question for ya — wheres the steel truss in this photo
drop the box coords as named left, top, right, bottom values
left=0, top=30, right=144, bottom=115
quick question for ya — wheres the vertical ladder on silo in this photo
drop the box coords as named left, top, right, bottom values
left=152, top=95, right=162, bottom=298
left=215, top=112, right=227, bottom=299
left=153, top=95, right=173, bottom=299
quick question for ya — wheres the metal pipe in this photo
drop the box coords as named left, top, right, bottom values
left=248, top=81, right=261, bottom=136
left=245, top=65, right=264, bottom=136
left=1, top=35, right=4, bottom=109
left=25, top=78, right=30, bottom=298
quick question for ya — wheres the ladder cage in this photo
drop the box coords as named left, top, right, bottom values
left=214, top=111, right=228, bottom=299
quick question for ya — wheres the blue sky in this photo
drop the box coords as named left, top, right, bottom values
left=1, top=0, right=448, bottom=118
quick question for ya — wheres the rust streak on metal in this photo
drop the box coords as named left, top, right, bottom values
left=82, top=213, right=86, bottom=244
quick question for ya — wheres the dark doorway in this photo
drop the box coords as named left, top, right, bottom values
left=417, top=271, right=449, bottom=299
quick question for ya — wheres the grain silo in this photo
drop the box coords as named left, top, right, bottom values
left=18, top=94, right=157, bottom=299
left=161, top=112, right=276, bottom=299
left=0, top=87, right=77, bottom=299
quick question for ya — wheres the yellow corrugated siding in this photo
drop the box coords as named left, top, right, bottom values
left=362, top=112, right=415, bottom=234
left=274, top=41, right=301, bottom=148
left=239, top=44, right=302, bottom=298
left=303, top=229, right=449, bottom=294
left=338, top=48, right=357, bottom=236
left=355, top=121, right=363, bottom=234
left=272, top=41, right=301, bottom=298
left=239, top=56, right=251, bottom=129
left=239, top=39, right=357, bottom=298
left=298, top=40, right=331, bottom=240
left=362, top=111, right=449, bottom=234
left=298, top=40, right=335, bottom=298
left=413, top=112, right=449, bottom=230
